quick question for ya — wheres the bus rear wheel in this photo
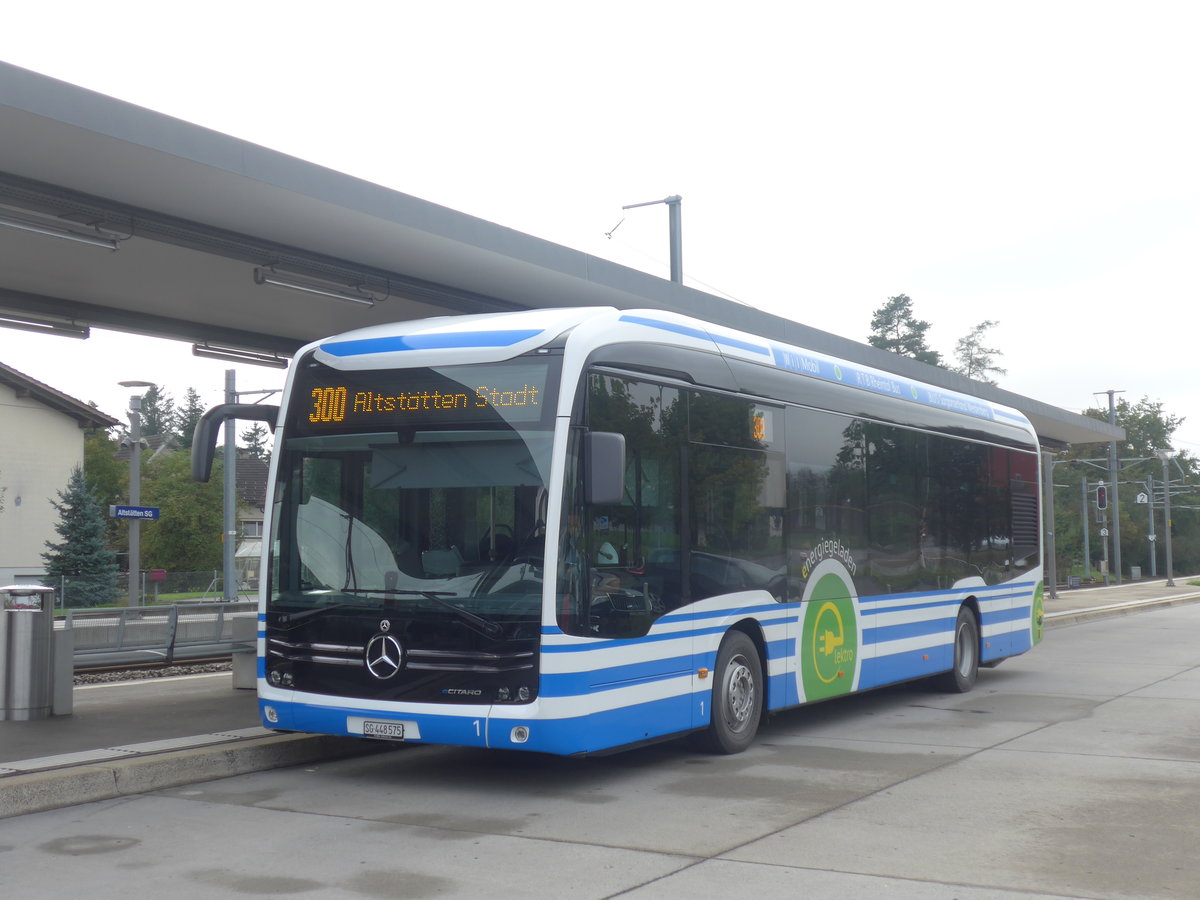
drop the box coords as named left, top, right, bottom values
left=937, top=606, right=979, bottom=693
left=699, top=630, right=763, bottom=754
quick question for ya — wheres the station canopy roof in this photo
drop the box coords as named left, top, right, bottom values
left=0, top=61, right=1120, bottom=449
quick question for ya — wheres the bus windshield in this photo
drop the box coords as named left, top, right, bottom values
left=269, top=357, right=559, bottom=628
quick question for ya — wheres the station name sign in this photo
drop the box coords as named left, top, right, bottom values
left=110, top=505, right=161, bottom=520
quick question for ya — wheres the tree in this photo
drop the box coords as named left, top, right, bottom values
left=868, top=294, right=943, bottom=366
left=1084, top=396, right=1189, bottom=460
left=140, top=450, right=225, bottom=573
left=178, top=387, right=207, bottom=449
left=952, top=320, right=1007, bottom=384
left=42, top=466, right=121, bottom=608
left=1050, top=397, right=1199, bottom=580
left=240, top=422, right=271, bottom=461
left=83, top=425, right=128, bottom=550
left=139, top=384, right=178, bottom=442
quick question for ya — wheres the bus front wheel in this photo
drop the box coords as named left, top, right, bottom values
left=699, top=630, right=763, bottom=754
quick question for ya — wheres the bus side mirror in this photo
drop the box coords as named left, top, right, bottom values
left=192, top=403, right=280, bottom=482
left=584, top=431, right=625, bottom=505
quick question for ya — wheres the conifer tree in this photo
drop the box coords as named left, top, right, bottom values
left=868, top=294, right=943, bottom=366
left=42, top=466, right=121, bottom=608
left=240, top=422, right=271, bottom=461
left=139, top=384, right=178, bottom=442
left=178, top=387, right=207, bottom=448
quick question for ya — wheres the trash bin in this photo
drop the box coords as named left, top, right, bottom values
left=1, top=585, right=56, bottom=721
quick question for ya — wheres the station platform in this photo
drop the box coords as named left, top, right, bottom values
left=3, top=575, right=1198, bottom=819
left=1042, top=574, right=1200, bottom=625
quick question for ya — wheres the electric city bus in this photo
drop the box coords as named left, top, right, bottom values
left=194, top=307, right=1044, bottom=756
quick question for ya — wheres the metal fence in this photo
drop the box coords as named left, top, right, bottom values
left=64, top=601, right=257, bottom=667
left=47, top=571, right=257, bottom=608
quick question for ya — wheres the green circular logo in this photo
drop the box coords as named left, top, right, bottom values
left=799, top=561, right=859, bottom=702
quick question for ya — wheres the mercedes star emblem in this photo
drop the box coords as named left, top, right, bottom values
left=365, top=633, right=404, bottom=680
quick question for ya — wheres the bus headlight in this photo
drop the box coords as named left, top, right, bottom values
left=510, top=726, right=530, bottom=744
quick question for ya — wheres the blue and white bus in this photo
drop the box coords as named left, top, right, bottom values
left=195, top=307, right=1043, bottom=756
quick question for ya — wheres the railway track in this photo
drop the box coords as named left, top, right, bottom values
left=74, top=655, right=234, bottom=685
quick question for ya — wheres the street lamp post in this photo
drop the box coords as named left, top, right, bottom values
left=1043, top=451, right=1057, bottom=598
left=1158, top=450, right=1175, bottom=587
left=223, top=370, right=237, bottom=601
left=1081, top=477, right=1091, bottom=580
left=621, top=195, right=683, bottom=284
left=1104, top=389, right=1123, bottom=583
left=119, top=381, right=155, bottom=607
left=221, top=371, right=281, bottom=601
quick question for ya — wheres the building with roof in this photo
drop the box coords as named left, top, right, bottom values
left=232, top=452, right=268, bottom=589
left=0, top=361, right=119, bottom=584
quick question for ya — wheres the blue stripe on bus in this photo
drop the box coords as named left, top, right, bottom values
left=320, top=329, right=542, bottom=357
left=864, top=619, right=953, bottom=644
left=270, top=693, right=698, bottom=756
left=614, top=310, right=1031, bottom=430
left=541, top=630, right=692, bottom=653
left=277, top=700, right=491, bottom=748
left=692, top=603, right=790, bottom=622
left=542, top=603, right=789, bottom=637
left=862, top=595, right=968, bottom=614
left=994, top=407, right=1031, bottom=423
left=541, top=660, right=692, bottom=697
left=618, top=314, right=772, bottom=356
left=859, top=646, right=953, bottom=689
left=516, top=694, right=695, bottom=754
left=987, top=605, right=1033, bottom=624
left=543, top=619, right=792, bottom=658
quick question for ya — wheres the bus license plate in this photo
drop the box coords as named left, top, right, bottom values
left=362, top=721, right=406, bottom=740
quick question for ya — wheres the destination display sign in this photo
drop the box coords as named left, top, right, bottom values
left=290, top=360, right=557, bottom=434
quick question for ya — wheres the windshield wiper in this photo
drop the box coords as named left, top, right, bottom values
left=276, top=589, right=504, bottom=639
left=276, top=601, right=354, bottom=628
left=377, top=589, right=504, bottom=638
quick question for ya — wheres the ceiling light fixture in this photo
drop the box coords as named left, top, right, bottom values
left=0, top=312, right=90, bottom=339
left=253, top=267, right=378, bottom=307
left=0, top=211, right=121, bottom=251
left=192, top=343, right=290, bottom=369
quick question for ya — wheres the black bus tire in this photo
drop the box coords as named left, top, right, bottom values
left=700, top=630, right=763, bottom=754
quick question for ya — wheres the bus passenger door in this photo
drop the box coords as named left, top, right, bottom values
left=578, top=373, right=694, bottom=741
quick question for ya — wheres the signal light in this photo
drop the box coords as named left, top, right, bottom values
left=1097, top=485, right=1108, bottom=510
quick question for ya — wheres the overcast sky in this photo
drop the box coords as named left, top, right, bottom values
left=2, top=1, right=1198, bottom=452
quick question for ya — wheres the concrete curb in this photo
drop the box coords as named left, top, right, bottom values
left=1045, top=591, right=1200, bottom=628
left=0, top=733, right=385, bottom=820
